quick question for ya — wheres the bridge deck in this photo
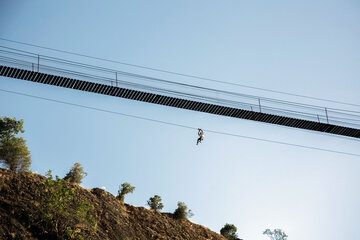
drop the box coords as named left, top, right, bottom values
left=1, top=65, right=360, bottom=139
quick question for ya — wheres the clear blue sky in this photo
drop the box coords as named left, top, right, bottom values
left=1, top=1, right=360, bottom=239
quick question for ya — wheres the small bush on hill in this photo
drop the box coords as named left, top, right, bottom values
left=64, top=162, right=87, bottom=184
left=147, top=195, right=164, bottom=212
left=220, top=223, right=241, bottom=240
left=117, top=182, right=135, bottom=202
left=173, top=202, right=194, bottom=220
left=263, top=229, right=288, bottom=240
left=38, top=170, right=97, bottom=239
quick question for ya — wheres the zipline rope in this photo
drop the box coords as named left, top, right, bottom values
left=0, top=88, right=359, bottom=158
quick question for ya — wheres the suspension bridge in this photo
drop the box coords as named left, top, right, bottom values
left=1, top=45, right=360, bottom=139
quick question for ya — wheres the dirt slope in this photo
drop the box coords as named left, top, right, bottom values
left=0, top=168, right=225, bottom=240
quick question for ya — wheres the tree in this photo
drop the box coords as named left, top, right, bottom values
left=173, top=201, right=194, bottom=220
left=117, top=182, right=135, bottom=202
left=263, top=229, right=288, bottom=240
left=64, top=162, right=88, bottom=184
left=0, top=117, right=24, bottom=139
left=0, top=117, right=31, bottom=172
left=220, top=223, right=242, bottom=240
left=147, top=195, right=164, bottom=212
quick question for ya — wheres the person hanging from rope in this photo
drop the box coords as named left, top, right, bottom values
left=196, top=128, right=204, bottom=145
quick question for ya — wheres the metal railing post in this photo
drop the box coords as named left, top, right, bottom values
left=258, top=98, right=262, bottom=113
left=325, top=108, right=329, bottom=124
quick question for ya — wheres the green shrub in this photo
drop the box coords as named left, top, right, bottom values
left=66, top=227, right=84, bottom=240
left=64, top=162, right=87, bottom=184
left=173, top=202, right=194, bottom=220
left=220, top=223, right=241, bottom=240
left=263, top=229, right=288, bottom=240
left=147, top=195, right=164, bottom=212
left=117, top=182, right=135, bottom=202
left=38, top=170, right=97, bottom=238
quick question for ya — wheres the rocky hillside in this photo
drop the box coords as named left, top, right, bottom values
left=0, top=168, right=225, bottom=240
